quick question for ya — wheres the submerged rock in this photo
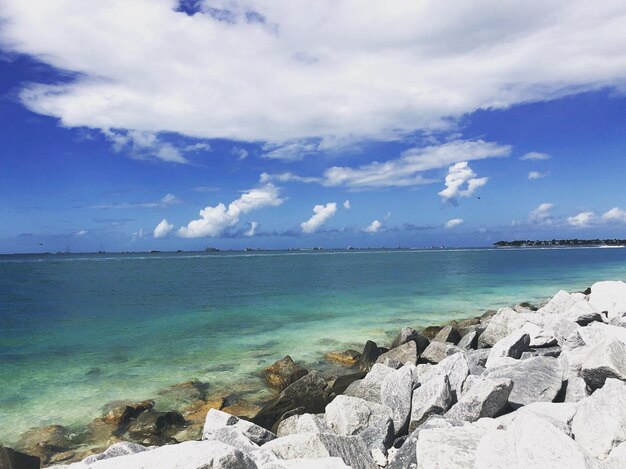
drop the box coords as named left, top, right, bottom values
left=156, top=381, right=208, bottom=409
left=0, top=446, right=40, bottom=469
left=264, top=356, right=309, bottom=390
left=127, top=409, right=186, bottom=444
left=324, top=350, right=361, bottom=366
left=16, top=425, right=74, bottom=465
left=101, top=399, right=155, bottom=426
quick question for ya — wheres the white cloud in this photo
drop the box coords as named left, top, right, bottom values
left=259, top=172, right=321, bottom=184
left=520, top=151, right=551, bottom=161
left=178, top=184, right=283, bottom=238
left=103, top=129, right=197, bottom=164
left=231, top=147, right=249, bottom=160
left=132, top=228, right=146, bottom=240
left=343, top=200, right=351, bottom=209
left=567, top=211, right=595, bottom=227
left=245, top=221, right=259, bottom=237
left=91, top=193, right=181, bottom=209
left=602, top=207, right=626, bottom=223
left=529, top=202, right=554, bottom=225
left=4, top=1, right=626, bottom=153
left=438, top=161, right=488, bottom=204
left=364, top=219, right=383, bottom=233
left=153, top=219, right=174, bottom=238
left=75, top=229, right=88, bottom=236
left=528, top=171, right=548, bottom=179
left=444, top=218, right=464, bottom=228
left=301, top=202, right=337, bottom=233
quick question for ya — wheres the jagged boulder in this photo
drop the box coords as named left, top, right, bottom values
left=478, top=308, right=527, bottom=348
left=344, top=364, right=393, bottom=404
left=415, top=425, right=490, bottom=469
left=277, top=413, right=332, bottom=437
left=420, top=341, right=461, bottom=364
left=537, top=290, right=578, bottom=315
left=457, top=330, right=478, bottom=350
left=589, top=280, right=626, bottom=319
left=580, top=337, right=626, bottom=391
left=432, top=325, right=462, bottom=345
left=409, top=373, right=452, bottom=431
left=389, top=327, right=430, bottom=355
left=357, top=341, right=387, bottom=371
left=485, top=330, right=530, bottom=369
left=380, top=364, right=417, bottom=434
left=264, top=356, right=309, bottom=390
left=203, top=408, right=276, bottom=445
left=376, top=341, right=418, bottom=367
left=445, top=377, right=513, bottom=422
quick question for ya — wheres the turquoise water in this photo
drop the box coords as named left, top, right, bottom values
left=1, top=247, right=626, bottom=443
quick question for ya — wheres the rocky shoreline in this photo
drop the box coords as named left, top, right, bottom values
left=3, top=280, right=626, bottom=468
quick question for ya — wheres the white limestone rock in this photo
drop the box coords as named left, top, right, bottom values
left=537, top=290, right=578, bottom=315
left=478, top=308, right=528, bottom=347
left=445, top=377, right=513, bottom=423
left=260, top=457, right=350, bottom=469
left=203, top=408, right=276, bottom=446
left=589, top=280, right=626, bottom=319
left=409, top=373, right=452, bottom=431
left=420, top=341, right=462, bottom=364
left=344, top=363, right=393, bottom=404
left=277, top=413, right=332, bottom=437
left=415, top=425, right=489, bottom=469
left=580, top=337, right=626, bottom=390
left=436, top=352, right=470, bottom=399
left=376, top=341, right=418, bottom=367
left=485, top=329, right=530, bottom=369
left=380, top=363, right=417, bottom=434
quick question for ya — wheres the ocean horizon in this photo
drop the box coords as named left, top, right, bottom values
left=2, top=246, right=626, bottom=445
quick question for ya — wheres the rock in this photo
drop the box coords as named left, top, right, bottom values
left=563, top=300, right=603, bottom=326
left=420, top=326, right=442, bottom=340
left=445, top=377, right=512, bottom=422
left=420, top=341, right=461, bottom=364
left=344, top=364, right=393, bottom=404
left=324, top=395, right=394, bottom=454
left=478, top=307, right=527, bottom=348
left=415, top=425, right=488, bottom=469
left=433, top=325, right=462, bottom=344
left=580, top=337, right=626, bottom=391
left=202, top=426, right=260, bottom=453
left=0, top=446, right=40, bottom=469
left=409, top=373, right=452, bottom=431
left=357, top=341, right=387, bottom=371
left=127, top=409, right=186, bottom=444
left=277, top=413, right=332, bottom=437
left=475, top=413, right=588, bottom=469
left=457, top=330, right=478, bottom=350
left=203, top=408, right=276, bottom=445
left=326, top=371, right=367, bottom=396
left=466, top=349, right=490, bottom=375
left=87, top=440, right=256, bottom=469
left=375, top=341, right=418, bottom=367
left=571, top=378, right=626, bottom=460
left=604, top=441, right=626, bottom=469
left=485, top=330, right=530, bottom=369
left=380, top=364, right=417, bottom=435
left=264, top=356, right=309, bottom=390
left=324, top=350, right=361, bottom=366
left=519, top=346, right=561, bottom=360
left=537, top=290, right=578, bottom=315
left=16, top=425, right=73, bottom=465
left=262, top=433, right=378, bottom=469
left=221, top=399, right=262, bottom=419
left=261, top=457, right=351, bottom=469
left=437, top=353, right=469, bottom=399
left=389, top=327, right=430, bottom=355
left=485, top=356, right=565, bottom=409
left=496, top=401, right=579, bottom=436
left=564, top=376, right=589, bottom=403
left=253, top=371, right=329, bottom=431
left=156, top=381, right=208, bottom=409
left=181, top=397, right=226, bottom=426
left=589, top=280, right=626, bottom=319
left=101, top=399, right=155, bottom=426
left=609, top=313, right=626, bottom=328
left=82, top=442, right=150, bottom=464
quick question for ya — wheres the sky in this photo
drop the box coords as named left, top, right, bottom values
left=2, top=0, right=626, bottom=253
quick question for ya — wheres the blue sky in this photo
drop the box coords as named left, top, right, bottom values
left=2, top=1, right=626, bottom=253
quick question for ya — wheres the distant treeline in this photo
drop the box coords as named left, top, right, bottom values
left=494, top=239, right=626, bottom=247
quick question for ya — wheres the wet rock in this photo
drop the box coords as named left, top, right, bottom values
left=375, top=341, right=418, bottom=367
left=277, top=413, right=332, bottom=436
left=344, top=364, right=393, bottom=404
left=264, top=356, right=309, bottom=390
left=101, top=400, right=155, bottom=426
left=380, top=364, right=417, bottom=434
left=420, top=325, right=442, bottom=340
left=408, top=373, right=452, bottom=431
left=263, top=433, right=377, bottom=469
left=485, top=330, right=530, bottom=369
left=325, top=395, right=394, bottom=456
left=389, top=327, right=430, bottom=355
left=203, top=408, right=276, bottom=446
left=457, top=330, right=478, bottom=350
left=156, top=381, right=208, bottom=409
left=433, top=325, right=462, bottom=344
left=181, top=397, right=226, bottom=425
left=222, top=399, right=262, bottom=419
left=580, top=337, right=626, bottom=391
left=253, top=371, right=329, bottom=431
left=0, top=446, right=40, bottom=469
left=572, top=378, right=626, bottom=460
left=485, top=356, right=565, bottom=409
left=127, top=409, right=186, bottom=444
left=16, top=425, right=73, bottom=465
left=324, top=350, right=361, bottom=366
left=589, top=280, right=626, bottom=319
left=445, top=377, right=513, bottom=422
left=420, top=341, right=461, bottom=364
left=357, top=341, right=387, bottom=371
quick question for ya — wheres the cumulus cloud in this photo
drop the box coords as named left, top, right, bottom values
left=528, top=171, right=548, bottom=180
left=301, top=202, right=337, bottom=233
left=438, top=162, right=488, bottom=204
left=104, top=129, right=209, bottom=163
left=520, top=151, right=551, bottom=161
left=364, top=219, right=383, bottom=233
left=153, top=219, right=174, bottom=238
left=343, top=200, right=351, bottom=209
left=602, top=207, right=626, bottom=223
left=178, top=184, right=283, bottom=238
left=567, top=211, right=595, bottom=227
left=3, top=1, right=626, bottom=154
left=444, top=218, right=464, bottom=228
left=528, top=203, right=554, bottom=225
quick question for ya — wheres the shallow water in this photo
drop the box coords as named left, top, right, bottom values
left=1, top=247, right=626, bottom=443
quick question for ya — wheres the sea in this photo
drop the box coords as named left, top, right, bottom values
left=1, top=247, right=626, bottom=444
